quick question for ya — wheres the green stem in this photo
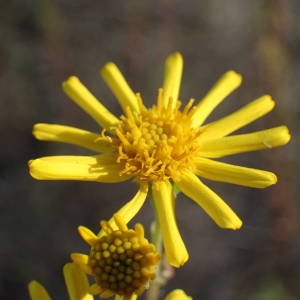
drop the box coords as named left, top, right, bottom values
left=146, top=220, right=164, bottom=300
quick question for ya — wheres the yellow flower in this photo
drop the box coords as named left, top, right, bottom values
left=29, top=52, right=290, bottom=267
left=165, top=289, right=192, bottom=300
left=28, top=263, right=93, bottom=300
left=71, top=214, right=160, bottom=300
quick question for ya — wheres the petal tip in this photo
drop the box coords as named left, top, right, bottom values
left=276, top=126, right=291, bottom=146
left=230, top=219, right=243, bottom=230
left=100, top=62, right=117, bottom=75
left=169, top=51, right=183, bottom=60
left=63, top=76, right=79, bottom=87
left=225, top=70, right=242, bottom=86
left=170, top=252, right=189, bottom=268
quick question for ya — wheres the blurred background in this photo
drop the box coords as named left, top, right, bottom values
left=1, top=0, right=299, bottom=299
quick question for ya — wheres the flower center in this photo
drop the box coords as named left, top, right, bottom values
left=111, top=91, right=202, bottom=182
left=89, top=227, right=159, bottom=296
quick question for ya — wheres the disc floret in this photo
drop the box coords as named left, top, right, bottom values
left=110, top=90, right=202, bottom=183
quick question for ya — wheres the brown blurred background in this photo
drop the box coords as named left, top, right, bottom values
left=0, top=0, right=299, bottom=299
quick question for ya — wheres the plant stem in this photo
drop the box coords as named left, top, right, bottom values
left=146, top=220, right=164, bottom=300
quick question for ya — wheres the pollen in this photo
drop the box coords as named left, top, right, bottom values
left=82, top=217, right=160, bottom=298
left=109, top=89, right=202, bottom=182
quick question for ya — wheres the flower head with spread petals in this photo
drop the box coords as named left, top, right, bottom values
left=29, top=52, right=291, bottom=267
left=71, top=214, right=160, bottom=300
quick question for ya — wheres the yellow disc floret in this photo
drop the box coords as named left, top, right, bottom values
left=109, top=90, right=202, bottom=182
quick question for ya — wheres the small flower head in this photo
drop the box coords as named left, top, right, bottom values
left=72, top=215, right=160, bottom=299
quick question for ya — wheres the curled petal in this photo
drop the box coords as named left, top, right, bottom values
left=175, top=170, right=242, bottom=229
left=62, top=76, right=119, bottom=130
left=63, top=263, right=93, bottom=300
left=198, top=126, right=291, bottom=158
left=200, top=95, right=275, bottom=139
left=28, top=281, right=52, bottom=300
left=194, top=157, right=277, bottom=188
left=191, top=70, right=242, bottom=127
left=162, top=52, right=183, bottom=109
left=99, top=184, right=148, bottom=236
left=29, top=155, right=131, bottom=182
left=152, top=180, right=189, bottom=267
left=100, top=62, right=139, bottom=113
left=33, top=123, right=111, bottom=152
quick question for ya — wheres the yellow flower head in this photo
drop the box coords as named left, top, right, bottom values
left=71, top=214, right=160, bottom=299
left=29, top=52, right=291, bottom=267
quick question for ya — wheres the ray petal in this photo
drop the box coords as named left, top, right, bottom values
left=98, top=184, right=148, bottom=236
left=191, top=70, right=242, bottom=128
left=70, top=253, right=92, bottom=275
left=100, top=290, right=115, bottom=298
left=33, top=123, right=111, bottom=152
left=88, top=283, right=104, bottom=295
left=100, top=62, right=139, bottom=113
left=197, top=126, right=291, bottom=158
left=63, top=76, right=119, bottom=130
left=152, top=180, right=189, bottom=267
left=63, top=263, right=94, bottom=300
left=194, top=157, right=277, bottom=188
left=165, top=289, right=192, bottom=300
left=175, top=170, right=242, bottom=229
left=199, top=95, right=275, bottom=139
left=162, top=52, right=183, bottom=109
left=78, top=226, right=98, bottom=246
left=28, top=281, right=52, bottom=300
left=29, top=154, right=131, bottom=182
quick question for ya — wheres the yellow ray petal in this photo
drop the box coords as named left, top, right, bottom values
left=191, top=70, right=242, bottom=128
left=199, top=95, right=275, bottom=139
left=175, top=170, right=242, bottom=229
left=194, top=157, right=277, bottom=188
left=28, top=281, right=52, bottom=300
left=100, top=289, right=115, bottom=298
left=71, top=253, right=89, bottom=265
left=165, top=289, right=192, bottom=300
left=152, top=180, right=189, bottom=267
left=63, top=76, right=119, bottom=130
left=100, top=62, right=139, bottom=113
left=33, top=123, right=111, bottom=152
left=114, top=295, right=137, bottom=300
left=89, top=283, right=104, bottom=295
left=162, top=52, right=183, bottom=109
left=29, top=155, right=131, bottom=182
left=198, top=125, right=291, bottom=158
left=98, top=184, right=148, bottom=237
left=63, top=263, right=94, bottom=300
left=78, top=226, right=98, bottom=246
left=70, top=253, right=92, bottom=275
